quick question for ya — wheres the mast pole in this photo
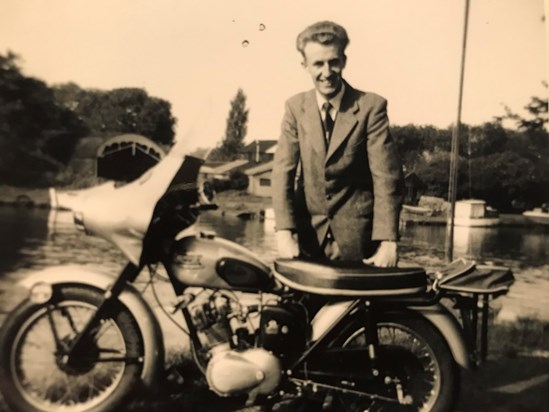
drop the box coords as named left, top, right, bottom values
left=445, top=0, right=471, bottom=262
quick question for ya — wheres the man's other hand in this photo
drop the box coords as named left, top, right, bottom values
left=276, top=230, right=300, bottom=258
left=363, top=241, right=398, bottom=267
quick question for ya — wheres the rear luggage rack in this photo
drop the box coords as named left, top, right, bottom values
left=432, top=258, right=515, bottom=364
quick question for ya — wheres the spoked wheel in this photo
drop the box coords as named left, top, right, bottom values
left=333, top=314, right=459, bottom=412
left=0, top=286, right=144, bottom=412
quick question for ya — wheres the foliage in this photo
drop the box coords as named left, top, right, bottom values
left=496, top=84, right=548, bottom=151
left=414, top=151, right=468, bottom=198
left=53, top=83, right=176, bottom=145
left=209, top=89, right=248, bottom=161
left=394, top=112, right=548, bottom=211
left=228, top=170, right=249, bottom=190
left=0, top=51, right=178, bottom=186
left=496, top=83, right=548, bottom=133
left=469, top=152, right=541, bottom=211
left=0, top=52, right=87, bottom=186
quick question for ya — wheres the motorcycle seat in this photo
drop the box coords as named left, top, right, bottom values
left=273, top=258, right=427, bottom=296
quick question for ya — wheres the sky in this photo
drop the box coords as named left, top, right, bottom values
left=1, top=0, right=547, bottom=150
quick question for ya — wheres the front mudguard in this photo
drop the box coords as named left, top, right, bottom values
left=18, top=265, right=165, bottom=393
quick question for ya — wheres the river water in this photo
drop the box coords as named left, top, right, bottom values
left=0, top=208, right=548, bottom=322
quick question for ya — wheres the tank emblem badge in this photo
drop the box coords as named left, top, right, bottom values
left=175, top=253, right=204, bottom=270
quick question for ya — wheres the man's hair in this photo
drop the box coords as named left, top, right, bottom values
left=296, top=21, right=349, bottom=57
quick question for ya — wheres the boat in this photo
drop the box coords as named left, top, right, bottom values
left=522, top=205, right=549, bottom=225
left=454, top=199, right=500, bottom=227
left=403, top=204, right=434, bottom=216
left=263, top=207, right=275, bottom=220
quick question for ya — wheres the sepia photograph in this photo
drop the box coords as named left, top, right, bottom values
left=0, top=1, right=547, bottom=411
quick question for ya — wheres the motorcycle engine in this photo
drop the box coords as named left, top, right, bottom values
left=187, top=291, right=307, bottom=397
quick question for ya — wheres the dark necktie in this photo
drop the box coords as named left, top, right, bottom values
left=322, top=102, right=334, bottom=143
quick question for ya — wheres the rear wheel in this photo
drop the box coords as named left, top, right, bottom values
left=333, top=313, right=459, bottom=412
left=0, top=286, right=144, bottom=412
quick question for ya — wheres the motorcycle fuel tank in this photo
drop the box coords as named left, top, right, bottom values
left=168, top=233, right=276, bottom=292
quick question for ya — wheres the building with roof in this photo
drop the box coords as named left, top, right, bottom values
left=97, top=134, right=165, bottom=181
left=245, top=161, right=273, bottom=197
left=201, top=159, right=250, bottom=180
left=242, top=140, right=277, bottom=163
left=68, top=134, right=166, bottom=181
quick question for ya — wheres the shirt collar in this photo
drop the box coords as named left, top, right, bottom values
left=316, top=82, right=346, bottom=114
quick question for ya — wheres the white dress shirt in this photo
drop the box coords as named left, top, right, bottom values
left=315, top=82, right=346, bottom=122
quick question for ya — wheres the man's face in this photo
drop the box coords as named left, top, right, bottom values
left=302, top=42, right=346, bottom=99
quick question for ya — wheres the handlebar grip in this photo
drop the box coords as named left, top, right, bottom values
left=197, top=203, right=219, bottom=211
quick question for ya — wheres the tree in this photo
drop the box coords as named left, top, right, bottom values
left=0, top=52, right=87, bottom=186
left=414, top=151, right=469, bottom=199
left=394, top=113, right=548, bottom=211
left=469, top=151, right=543, bottom=211
left=392, top=124, right=452, bottom=172
left=53, top=84, right=176, bottom=146
left=210, top=89, right=249, bottom=160
left=496, top=84, right=548, bottom=150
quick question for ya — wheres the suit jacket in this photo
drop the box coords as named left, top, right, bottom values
left=272, top=82, right=404, bottom=260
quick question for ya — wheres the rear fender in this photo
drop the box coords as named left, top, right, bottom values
left=409, top=304, right=471, bottom=369
left=313, top=301, right=471, bottom=370
left=18, top=265, right=165, bottom=392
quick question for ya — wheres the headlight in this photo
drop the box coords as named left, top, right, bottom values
left=29, top=282, right=53, bottom=304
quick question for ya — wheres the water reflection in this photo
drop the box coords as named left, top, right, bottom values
left=0, top=208, right=49, bottom=274
left=199, top=213, right=277, bottom=263
left=1, top=209, right=547, bottom=271
left=398, top=223, right=548, bottom=266
left=0, top=209, right=547, bottom=319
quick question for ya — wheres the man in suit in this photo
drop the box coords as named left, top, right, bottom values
left=272, top=21, right=404, bottom=266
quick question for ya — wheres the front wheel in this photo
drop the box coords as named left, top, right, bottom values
left=0, top=285, right=144, bottom=412
left=334, top=313, right=460, bottom=412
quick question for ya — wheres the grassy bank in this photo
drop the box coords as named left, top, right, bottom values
left=488, top=317, right=549, bottom=357
left=457, top=317, right=549, bottom=412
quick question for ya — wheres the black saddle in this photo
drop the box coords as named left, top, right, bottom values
left=273, top=258, right=427, bottom=297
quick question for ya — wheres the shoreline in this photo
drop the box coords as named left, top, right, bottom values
left=0, top=186, right=543, bottom=227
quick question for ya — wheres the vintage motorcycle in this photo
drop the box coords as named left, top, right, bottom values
left=0, top=146, right=514, bottom=412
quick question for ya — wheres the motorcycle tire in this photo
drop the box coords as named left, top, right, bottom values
left=0, top=285, right=144, bottom=412
left=331, top=312, right=460, bottom=412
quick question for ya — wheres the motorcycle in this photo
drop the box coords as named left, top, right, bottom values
left=0, top=146, right=514, bottom=412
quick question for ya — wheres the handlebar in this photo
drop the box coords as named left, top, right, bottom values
left=190, top=203, right=219, bottom=212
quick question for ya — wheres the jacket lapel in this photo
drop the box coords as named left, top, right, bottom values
left=326, top=86, right=359, bottom=162
left=302, top=90, right=327, bottom=158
